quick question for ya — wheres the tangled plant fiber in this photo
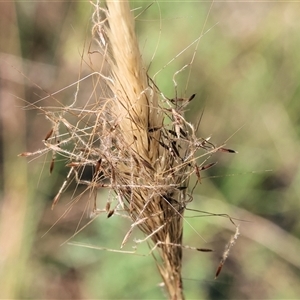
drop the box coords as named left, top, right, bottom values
left=20, top=1, right=239, bottom=299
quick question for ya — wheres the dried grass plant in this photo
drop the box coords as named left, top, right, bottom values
left=20, top=1, right=238, bottom=299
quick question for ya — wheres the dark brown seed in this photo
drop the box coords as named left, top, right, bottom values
left=188, top=93, right=196, bottom=102
left=215, top=262, right=224, bottom=279
left=95, top=158, right=102, bottom=174
left=50, top=158, right=55, bottom=174
left=107, top=209, right=115, bottom=218
left=179, top=128, right=188, bottom=138
left=219, top=148, right=237, bottom=154
left=163, top=196, right=178, bottom=205
left=44, top=128, right=53, bottom=141
left=159, top=141, right=169, bottom=150
left=199, top=162, right=217, bottom=171
left=197, top=248, right=213, bottom=252
left=168, top=129, right=177, bottom=137
left=195, top=165, right=201, bottom=183
left=171, top=141, right=180, bottom=158
left=176, top=186, right=187, bottom=191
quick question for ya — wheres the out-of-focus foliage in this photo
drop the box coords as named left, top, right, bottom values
left=1, top=1, right=300, bottom=299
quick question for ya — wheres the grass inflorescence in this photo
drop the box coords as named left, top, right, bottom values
left=19, top=1, right=238, bottom=299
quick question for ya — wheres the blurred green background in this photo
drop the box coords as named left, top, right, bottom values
left=1, top=1, right=300, bottom=299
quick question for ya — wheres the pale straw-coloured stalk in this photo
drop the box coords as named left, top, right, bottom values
left=19, top=1, right=237, bottom=298
left=91, top=1, right=202, bottom=298
left=92, top=1, right=186, bottom=298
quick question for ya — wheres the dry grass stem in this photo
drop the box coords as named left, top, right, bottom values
left=19, top=1, right=238, bottom=299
